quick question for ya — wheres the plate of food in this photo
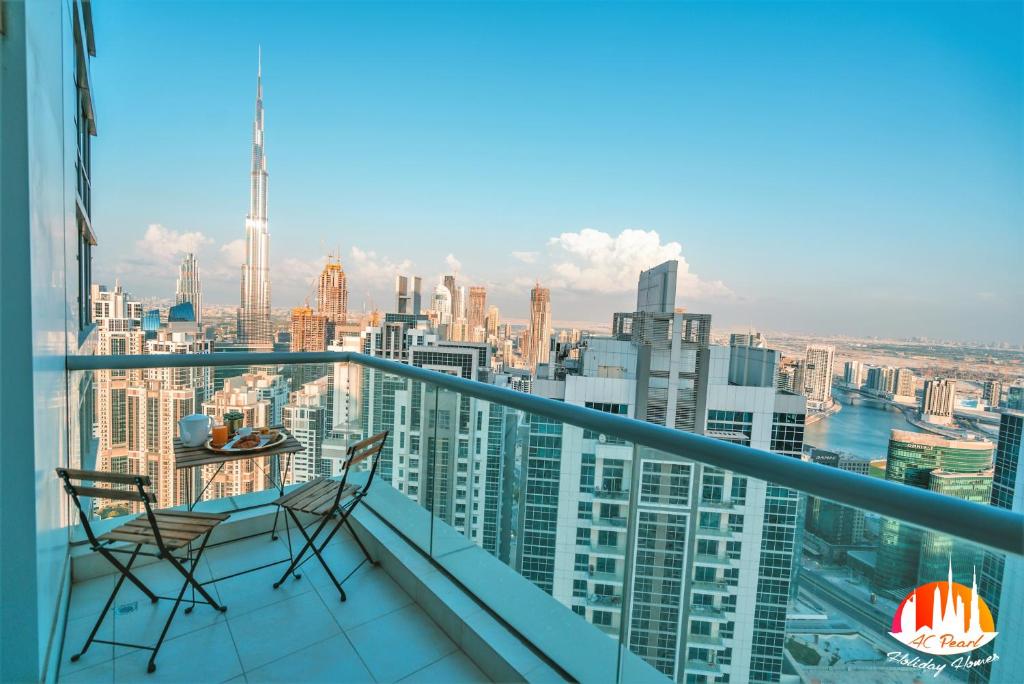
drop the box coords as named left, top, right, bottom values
left=206, top=428, right=286, bottom=454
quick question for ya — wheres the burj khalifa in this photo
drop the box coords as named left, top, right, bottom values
left=237, top=49, right=272, bottom=348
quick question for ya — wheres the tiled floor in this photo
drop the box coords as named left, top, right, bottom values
left=59, top=528, right=490, bottom=683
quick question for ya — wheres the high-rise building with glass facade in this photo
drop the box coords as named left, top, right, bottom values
left=395, top=274, right=422, bottom=316
left=802, top=447, right=868, bottom=547
left=237, top=52, right=272, bottom=348
left=974, top=411, right=1024, bottom=684
left=175, top=252, right=202, bottom=327
left=513, top=267, right=807, bottom=683
left=524, top=283, right=552, bottom=370
left=874, top=430, right=993, bottom=590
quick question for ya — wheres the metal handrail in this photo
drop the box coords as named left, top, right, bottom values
left=67, top=350, right=1024, bottom=557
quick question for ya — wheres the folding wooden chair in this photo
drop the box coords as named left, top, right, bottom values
left=271, top=430, right=388, bottom=601
left=56, top=468, right=230, bottom=674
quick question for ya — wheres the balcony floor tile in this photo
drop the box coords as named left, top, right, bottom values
left=60, top=534, right=491, bottom=683
left=399, top=650, right=487, bottom=683
left=243, top=632, right=372, bottom=683
left=313, top=564, right=414, bottom=630
left=227, top=591, right=342, bottom=672
left=346, top=604, right=458, bottom=682
left=113, top=622, right=242, bottom=683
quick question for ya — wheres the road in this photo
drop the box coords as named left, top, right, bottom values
left=799, top=568, right=967, bottom=680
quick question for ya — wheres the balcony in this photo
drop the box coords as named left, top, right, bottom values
left=688, top=605, right=729, bottom=622
left=585, top=570, right=623, bottom=585
left=684, top=659, right=721, bottom=676
left=592, top=516, right=628, bottom=529
left=689, top=580, right=732, bottom=595
left=61, top=512, right=491, bottom=683
left=5, top=349, right=1023, bottom=684
left=692, top=553, right=736, bottom=568
left=585, top=593, right=623, bottom=610
left=591, top=487, right=629, bottom=502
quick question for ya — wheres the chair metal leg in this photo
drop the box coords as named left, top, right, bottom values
left=343, top=516, right=376, bottom=565
left=270, top=503, right=282, bottom=541
left=148, top=532, right=223, bottom=673
left=163, top=532, right=224, bottom=612
left=273, top=509, right=331, bottom=588
left=70, top=544, right=145, bottom=663
left=97, top=545, right=158, bottom=603
left=287, top=510, right=348, bottom=601
left=310, top=538, right=347, bottom=602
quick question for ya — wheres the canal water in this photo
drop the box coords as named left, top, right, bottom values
left=803, top=388, right=923, bottom=461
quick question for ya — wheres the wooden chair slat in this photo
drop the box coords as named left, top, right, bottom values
left=299, top=488, right=344, bottom=515
left=346, top=442, right=384, bottom=468
left=312, top=484, right=358, bottom=514
left=146, top=519, right=217, bottom=535
left=58, top=468, right=152, bottom=486
left=347, top=431, right=387, bottom=453
left=118, top=525, right=197, bottom=543
left=153, top=510, right=231, bottom=522
left=73, top=486, right=155, bottom=503
left=282, top=479, right=333, bottom=509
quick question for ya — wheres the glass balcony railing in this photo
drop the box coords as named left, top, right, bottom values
left=67, top=351, right=1024, bottom=684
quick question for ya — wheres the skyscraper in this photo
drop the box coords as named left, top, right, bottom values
left=316, top=256, right=348, bottom=327
left=508, top=265, right=807, bottom=682
left=975, top=411, right=1024, bottom=684
left=237, top=51, right=272, bottom=348
left=395, top=274, right=422, bottom=315
left=730, top=330, right=767, bottom=348
left=874, top=430, right=993, bottom=590
left=289, top=306, right=328, bottom=353
left=175, top=252, right=202, bottom=327
left=524, top=283, right=552, bottom=370
left=92, top=282, right=213, bottom=513
left=893, top=367, right=916, bottom=402
left=485, top=305, right=500, bottom=340
left=201, top=372, right=288, bottom=499
left=982, top=380, right=1002, bottom=408
left=636, top=260, right=677, bottom=313
left=468, top=286, right=487, bottom=340
left=802, top=448, right=868, bottom=548
left=802, top=344, right=835, bottom=409
left=842, top=360, right=864, bottom=388
left=443, top=274, right=462, bottom=321
left=284, top=376, right=330, bottom=482
left=920, top=378, right=957, bottom=425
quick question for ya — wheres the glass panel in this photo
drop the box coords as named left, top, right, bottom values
left=390, top=377, right=1019, bottom=684
left=72, top=355, right=1022, bottom=684
left=77, top=361, right=407, bottom=521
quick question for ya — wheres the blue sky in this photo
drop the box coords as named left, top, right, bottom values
left=91, top=1, right=1022, bottom=341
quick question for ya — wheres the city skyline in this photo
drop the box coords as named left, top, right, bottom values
left=89, top=1, right=1022, bottom=342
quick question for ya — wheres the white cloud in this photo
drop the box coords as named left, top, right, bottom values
left=444, top=253, right=462, bottom=273
left=511, top=251, right=538, bottom=264
left=349, top=246, right=414, bottom=286
left=546, top=228, right=732, bottom=300
left=136, top=224, right=212, bottom=260
left=219, top=239, right=246, bottom=268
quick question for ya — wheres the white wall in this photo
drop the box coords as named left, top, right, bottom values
left=1, top=1, right=90, bottom=680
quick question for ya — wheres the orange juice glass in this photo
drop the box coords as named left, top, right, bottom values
left=211, top=425, right=229, bottom=448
